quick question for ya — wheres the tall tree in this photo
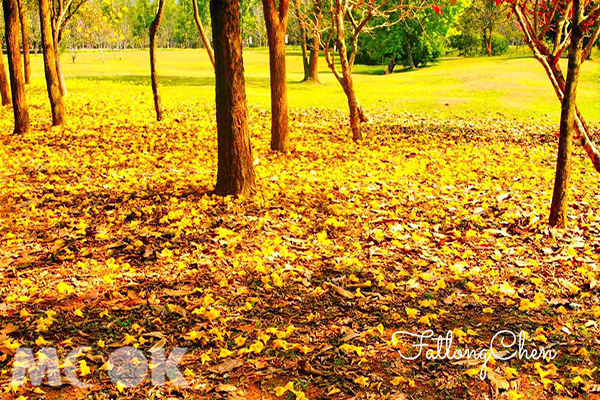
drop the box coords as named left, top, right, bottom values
left=192, top=0, right=215, bottom=69
left=294, top=0, right=311, bottom=80
left=509, top=0, right=600, bottom=173
left=294, top=0, right=322, bottom=82
left=16, top=0, right=30, bottom=84
left=262, top=0, right=291, bottom=151
left=51, top=0, right=90, bottom=96
left=549, top=0, right=585, bottom=227
left=210, top=0, right=256, bottom=196
left=3, top=0, right=30, bottom=133
left=307, top=0, right=321, bottom=82
left=0, top=38, right=12, bottom=106
left=149, top=0, right=166, bottom=121
left=39, top=0, right=66, bottom=125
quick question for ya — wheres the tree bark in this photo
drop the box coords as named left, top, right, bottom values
left=484, top=28, right=493, bottom=56
left=263, top=0, right=291, bottom=151
left=39, top=0, right=65, bottom=126
left=307, top=0, right=321, bottom=82
left=0, top=39, right=12, bottom=106
left=3, top=0, right=29, bottom=134
left=210, top=0, right=256, bottom=196
left=549, top=0, right=584, bottom=228
left=16, top=0, right=30, bottom=84
left=300, top=30, right=310, bottom=81
left=54, top=38, right=67, bottom=96
left=149, top=0, right=166, bottom=121
left=295, top=0, right=310, bottom=82
left=385, top=55, right=398, bottom=75
left=343, top=81, right=361, bottom=141
left=406, top=41, right=415, bottom=69
left=192, top=0, right=215, bottom=70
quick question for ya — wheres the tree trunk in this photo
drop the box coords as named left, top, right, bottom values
left=406, top=41, right=415, bottom=69
left=0, top=40, right=12, bottom=106
left=483, top=28, right=492, bottom=56
left=343, top=82, right=361, bottom=141
left=549, top=0, right=584, bottom=228
left=263, top=0, right=290, bottom=151
left=300, top=32, right=310, bottom=81
left=149, top=0, right=166, bottom=121
left=39, top=0, right=65, bottom=126
left=192, top=0, right=215, bottom=70
left=210, top=0, right=256, bottom=196
left=16, top=0, right=30, bottom=84
left=53, top=38, right=67, bottom=96
left=296, top=1, right=310, bottom=82
left=307, top=0, right=321, bottom=82
left=3, top=0, right=29, bottom=134
left=385, top=55, right=398, bottom=75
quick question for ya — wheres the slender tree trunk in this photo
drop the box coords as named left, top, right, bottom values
left=39, top=0, right=65, bottom=126
left=53, top=37, right=67, bottom=96
left=308, top=44, right=319, bottom=81
left=300, top=33, right=310, bottom=81
left=385, top=55, right=398, bottom=75
left=332, top=0, right=361, bottom=140
left=3, top=0, right=29, bottom=134
left=307, top=0, right=321, bottom=82
left=192, top=0, right=215, bottom=70
left=149, top=0, right=166, bottom=121
left=16, top=0, right=30, bottom=84
left=549, top=0, right=584, bottom=228
left=406, top=41, right=415, bottom=69
left=483, top=29, right=493, bottom=56
left=0, top=40, right=12, bottom=105
left=210, top=0, right=256, bottom=196
left=343, top=81, right=361, bottom=141
left=296, top=4, right=310, bottom=82
left=263, top=0, right=291, bottom=151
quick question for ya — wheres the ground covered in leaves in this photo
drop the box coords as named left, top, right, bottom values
left=1, top=89, right=600, bottom=399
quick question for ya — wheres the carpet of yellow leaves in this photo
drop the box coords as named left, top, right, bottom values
left=0, top=81, right=599, bottom=399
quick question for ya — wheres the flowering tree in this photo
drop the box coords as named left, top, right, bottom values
left=322, top=0, right=442, bottom=141
left=505, top=0, right=600, bottom=171
left=502, top=0, right=600, bottom=226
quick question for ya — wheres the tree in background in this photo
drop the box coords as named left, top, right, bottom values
left=3, top=0, right=30, bottom=133
left=16, top=0, right=30, bottom=84
left=263, top=0, right=291, bottom=151
left=149, top=0, right=165, bottom=121
left=40, top=0, right=66, bottom=125
left=294, top=0, right=322, bottom=82
left=241, top=0, right=267, bottom=46
left=210, top=0, right=256, bottom=196
left=0, top=37, right=12, bottom=105
left=50, top=0, right=90, bottom=95
left=192, top=0, right=215, bottom=68
left=130, top=0, right=153, bottom=46
left=449, top=0, right=509, bottom=56
left=323, top=0, right=427, bottom=140
left=358, top=2, right=459, bottom=72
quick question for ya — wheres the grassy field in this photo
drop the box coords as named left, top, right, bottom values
left=25, top=47, right=600, bottom=124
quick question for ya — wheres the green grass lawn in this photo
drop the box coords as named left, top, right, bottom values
left=26, top=47, right=600, bottom=124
